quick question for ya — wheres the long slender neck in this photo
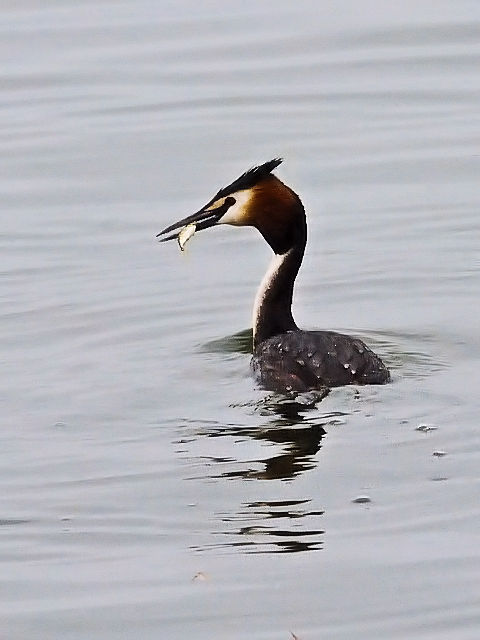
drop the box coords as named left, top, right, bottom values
left=252, top=218, right=307, bottom=348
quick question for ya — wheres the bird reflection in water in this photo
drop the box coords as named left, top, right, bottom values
left=176, top=363, right=347, bottom=553
left=222, top=394, right=328, bottom=481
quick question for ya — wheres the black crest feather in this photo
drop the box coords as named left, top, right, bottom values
left=214, top=158, right=283, bottom=200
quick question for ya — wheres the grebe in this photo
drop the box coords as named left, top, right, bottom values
left=157, top=159, right=390, bottom=392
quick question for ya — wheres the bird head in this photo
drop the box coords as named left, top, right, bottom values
left=157, top=158, right=305, bottom=254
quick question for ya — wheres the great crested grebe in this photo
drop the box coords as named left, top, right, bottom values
left=157, top=159, right=390, bottom=392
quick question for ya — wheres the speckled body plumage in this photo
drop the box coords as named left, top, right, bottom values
left=252, top=330, right=390, bottom=392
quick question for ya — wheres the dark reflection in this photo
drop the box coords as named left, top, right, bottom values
left=176, top=391, right=348, bottom=554
left=231, top=415, right=325, bottom=480
left=183, top=395, right=333, bottom=481
left=192, top=500, right=324, bottom=554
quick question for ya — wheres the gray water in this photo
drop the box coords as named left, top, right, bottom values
left=2, top=1, right=480, bottom=638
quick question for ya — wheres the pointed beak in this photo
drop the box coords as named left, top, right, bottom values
left=156, top=196, right=234, bottom=243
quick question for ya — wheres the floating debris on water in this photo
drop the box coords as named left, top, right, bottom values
left=416, top=424, right=438, bottom=432
left=352, top=495, right=371, bottom=504
left=177, top=223, right=196, bottom=251
left=432, top=450, right=447, bottom=457
left=192, top=571, right=209, bottom=582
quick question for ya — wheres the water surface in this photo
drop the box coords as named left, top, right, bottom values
left=1, top=1, right=480, bottom=638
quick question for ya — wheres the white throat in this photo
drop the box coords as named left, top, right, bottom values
left=252, top=252, right=287, bottom=341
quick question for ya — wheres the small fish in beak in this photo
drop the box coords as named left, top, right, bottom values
left=177, top=223, right=196, bottom=251
left=156, top=196, right=236, bottom=246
